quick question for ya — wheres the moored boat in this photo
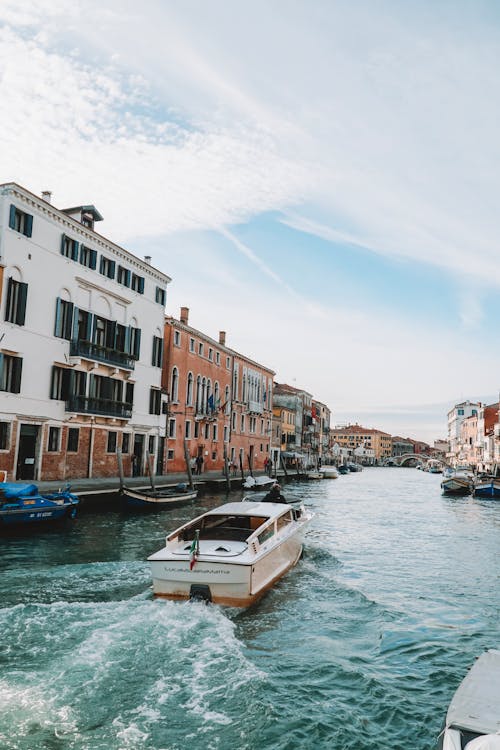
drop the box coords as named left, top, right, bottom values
left=473, top=477, right=500, bottom=499
left=121, top=483, right=198, bottom=509
left=319, top=466, right=339, bottom=479
left=148, top=497, right=313, bottom=606
left=338, top=464, right=349, bottom=475
left=441, top=472, right=474, bottom=496
left=0, top=482, right=79, bottom=525
left=436, top=649, right=500, bottom=749
left=242, top=475, right=276, bottom=491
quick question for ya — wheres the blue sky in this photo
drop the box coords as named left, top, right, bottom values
left=1, top=0, right=500, bottom=441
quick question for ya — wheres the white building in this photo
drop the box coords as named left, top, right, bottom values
left=0, top=182, right=171, bottom=481
left=447, top=400, right=481, bottom=467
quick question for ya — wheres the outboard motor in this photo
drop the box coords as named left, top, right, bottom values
left=189, top=584, right=212, bottom=604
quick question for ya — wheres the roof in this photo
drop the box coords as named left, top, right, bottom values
left=62, top=204, right=104, bottom=221
left=446, top=650, right=500, bottom=734
left=331, top=424, right=392, bottom=437
left=208, top=501, right=288, bottom=520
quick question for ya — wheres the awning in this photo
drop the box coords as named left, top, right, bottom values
left=282, top=452, right=306, bottom=459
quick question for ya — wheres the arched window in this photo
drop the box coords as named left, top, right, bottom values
left=214, top=381, right=220, bottom=406
left=196, top=375, right=202, bottom=412
left=201, top=378, right=207, bottom=414
left=170, top=366, right=179, bottom=403
left=186, top=372, right=193, bottom=406
left=225, top=385, right=230, bottom=414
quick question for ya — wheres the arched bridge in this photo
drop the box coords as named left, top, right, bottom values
left=383, top=454, right=446, bottom=467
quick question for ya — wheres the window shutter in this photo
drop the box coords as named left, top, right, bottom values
left=89, top=373, right=96, bottom=398
left=105, top=320, right=116, bottom=349
left=139, top=277, right=145, bottom=294
left=16, top=282, right=28, bottom=326
left=9, top=205, right=16, bottom=230
left=101, top=377, right=112, bottom=400
left=54, top=298, right=62, bottom=337
left=126, top=382, right=134, bottom=404
left=25, top=214, right=33, bottom=238
left=109, top=260, right=116, bottom=279
left=72, top=307, right=79, bottom=341
left=62, top=369, right=71, bottom=401
left=64, top=302, right=74, bottom=340
left=0, top=353, right=4, bottom=390
left=71, top=241, right=79, bottom=262
left=5, top=278, right=13, bottom=322
left=158, top=338, right=163, bottom=367
left=149, top=388, right=154, bottom=414
left=125, top=326, right=131, bottom=354
left=134, top=328, right=141, bottom=360
left=60, top=234, right=67, bottom=256
left=50, top=366, right=58, bottom=399
left=12, top=357, right=22, bottom=394
left=86, top=312, right=93, bottom=342
left=125, top=269, right=131, bottom=287
left=90, top=249, right=97, bottom=269
left=99, top=256, right=104, bottom=274
left=151, top=337, right=156, bottom=367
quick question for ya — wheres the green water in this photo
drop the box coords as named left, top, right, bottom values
left=1, top=468, right=499, bottom=749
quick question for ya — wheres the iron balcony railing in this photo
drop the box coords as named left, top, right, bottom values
left=66, top=395, right=132, bottom=419
left=70, top=339, right=135, bottom=370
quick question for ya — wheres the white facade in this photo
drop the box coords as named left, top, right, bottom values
left=447, top=400, right=481, bottom=467
left=0, top=182, right=171, bottom=481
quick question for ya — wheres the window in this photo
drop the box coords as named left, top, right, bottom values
left=223, top=425, right=229, bottom=442
left=216, top=352, right=220, bottom=365
left=117, top=266, right=131, bottom=287
left=148, top=435, right=155, bottom=455
left=4, top=278, right=28, bottom=326
left=125, top=382, right=134, bottom=405
left=189, top=338, right=195, bottom=352
left=168, top=418, right=176, bottom=439
left=0, top=421, right=10, bottom=450
left=174, top=330, right=181, bottom=347
left=149, top=388, right=161, bottom=415
left=241, top=415, right=245, bottom=432
left=232, top=412, right=236, bottom=430
left=156, top=287, right=166, bottom=305
left=99, top=255, right=116, bottom=279
left=198, top=342, right=203, bottom=356
left=54, top=298, right=74, bottom=340
left=61, top=234, right=79, bottom=260
left=130, top=327, right=141, bottom=360
left=0, top=354, right=22, bottom=393
left=185, top=420, right=191, bottom=438
left=131, top=273, right=144, bottom=293
left=212, top=424, right=217, bottom=441
left=67, top=428, right=79, bottom=452
left=167, top=449, right=174, bottom=460
left=186, top=372, right=193, bottom=405
left=122, top=433, right=130, bottom=454
left=208, top=348, right=213, bottom=361
left=171, top=367, right=179, bottom=402
left=48, top=426, right=60, bottom=452
left=79, top=245, right=97, bottom=269
left=204, top=423, right=210, bottom=440
left=194, top=422, right=199, bottom=438
left=9, top=205, right=33, bottom=237
left=152, top=336, right=163, bottom=368
left=107, top=431, right=117, bottom=453
left=226, top=356, right=231, bottom=369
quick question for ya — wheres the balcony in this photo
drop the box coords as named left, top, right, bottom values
left=70, top=339, right=135, bottom=370
left=66, top=395, right=132, bottom=419
left=247, top=400, right=263, bottom=414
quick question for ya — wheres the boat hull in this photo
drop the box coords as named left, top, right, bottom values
left=441, top=476, right=473, bottom=496
left=150, top=529, right=305, bottom=606
left=0, top=482, right=78, bottom=526
left=474, top=480, right=500, bottom=499
left=0, top=504, right=76, bottom=525
left=122, top=488, right=198, bottom=509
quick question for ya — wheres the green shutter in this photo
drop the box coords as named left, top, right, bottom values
left=72, top=307, right=79, bottom=341
left=5, top=278, right=13, bottom=322
left=60, top=234, right=67, bottom=256
left=64, top=302, right=74, bottom=340
left=125, top=269, right=131, bottom=287
left=54, top=298, right=62, bottom=337
left=25, top=214, right=33, bottom=238
left=109, top=260, right=116, bottom=279
left=71, top=241, right=79, bottom=262
left=12, top=357, right=22, bottom=394
left=86, top=312, right=93, bottom=342
left=90, top=249, right=97, bottom=269
left=138, top=277, right=145, bottom=294
left=9, top=205, right=16, bottom=230
left=125, top=326, right=131, bottom=354
left=134, top=328, right=141, bottom=360
left=16, top=282, right=28, bottom=326
left=0, top=353, right=4, bottom=390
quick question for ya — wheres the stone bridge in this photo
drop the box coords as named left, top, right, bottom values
left=382, top=454, right=446, bottom=467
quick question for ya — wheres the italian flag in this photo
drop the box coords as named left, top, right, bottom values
left=189, top=531, right=200, bottom=570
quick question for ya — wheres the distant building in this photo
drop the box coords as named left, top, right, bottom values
left=392, top=436, right=415, bottom=457
left=447, top=401, right=481, bottom=467
left=0, top=182, right=170, bottom=481
left=329, top=424, right=392, bottom=464
left=273, top=383, right=312, bottom=465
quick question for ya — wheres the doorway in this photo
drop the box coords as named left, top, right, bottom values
left=16, top=424, right=39, bottom=480
left=133, top=433, right=144, bottom=477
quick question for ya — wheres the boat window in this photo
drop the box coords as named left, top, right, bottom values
left=277, top=511, right=293, bottom=531
left=258, top=522, right=275, bottom=545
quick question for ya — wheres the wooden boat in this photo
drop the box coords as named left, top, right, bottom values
left=473, top=477, right=500, bottom=499
left=121, top=482, right=198, bottom=509
left=0, top=482, right=78, bottom=526
left=148, top=497, right=313, bottom=606
left=436, top=649, right=500, bottom=749
left=338, top=464, right=349, bottom=475
left=306, top=471, right=323, bottom=480
left=441, top=472, right=473, bottom=496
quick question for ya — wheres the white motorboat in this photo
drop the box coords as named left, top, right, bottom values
left=148, top=498, right=313, bottom=606
left=242, top=475, right=276, bottom=491
left=319, top=466, right=339, bottom=479
left=441, top=472, right=474, bottom=496
left=437, top=649, right=500, bottom=749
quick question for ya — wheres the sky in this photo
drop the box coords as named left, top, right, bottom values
left=1, top=0, right=500, bottom=442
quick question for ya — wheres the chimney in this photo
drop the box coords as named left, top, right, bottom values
left=41, top=190, right=52, bottom=204
left=219, top=331, right=226, bottom=346
left=144, top=255, right=152, bottom=264
left=180, top=307, right=189, bottom=325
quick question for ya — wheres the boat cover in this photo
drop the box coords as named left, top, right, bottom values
left=465, top=736, right=500, bottom=749
left=446, top=650, right=500, bottom=735
left=0, top=483, right=38, bottom=499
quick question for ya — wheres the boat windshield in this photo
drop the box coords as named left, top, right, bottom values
left=182, top=514, right=267, bottom=543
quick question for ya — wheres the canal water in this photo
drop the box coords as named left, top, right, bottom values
left=1, top=468, right=500, bottom=750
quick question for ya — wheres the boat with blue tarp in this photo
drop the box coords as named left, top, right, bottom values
left=0, top=482, right=79, bottom=526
